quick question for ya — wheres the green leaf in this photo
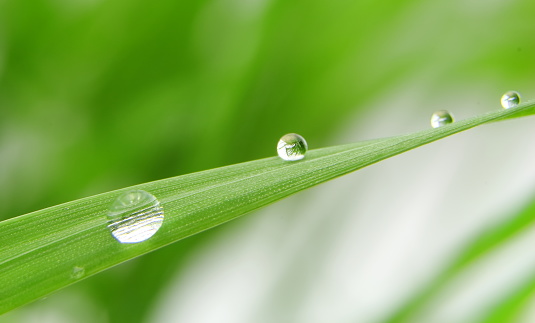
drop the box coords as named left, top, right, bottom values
left=381, top=189, right=535, bottom=323
left=477, top=272, right=535, bottom=323
left=1, top=103, right=535, bottom=313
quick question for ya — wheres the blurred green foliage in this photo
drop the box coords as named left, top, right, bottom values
left=2, top=0, right=535, bottom=321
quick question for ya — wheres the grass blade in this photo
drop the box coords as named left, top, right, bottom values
left=1, top=103, right=535, bottom=313
left=381, top=191, right=535, bottom=323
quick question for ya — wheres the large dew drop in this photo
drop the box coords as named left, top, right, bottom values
left=430, top=110, right=454, bottom=128
left=107, top=190, right=164, bottom=244
left=277, top=133, right=308, bottom=161
left=501, top=91, right=521, bottom=109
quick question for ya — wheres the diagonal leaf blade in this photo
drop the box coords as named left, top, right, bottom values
left=1, top=103, right=535, bottom=313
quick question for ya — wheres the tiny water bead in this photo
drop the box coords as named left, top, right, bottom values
left=107, top=190, right=164, bottom=244
left=71, top=266, right=85, bottom=280
left=277, top=133, right=308, bottom=161
left=501, top=91, right=521, bottom=109
left=430, top=110, right=454, bottom=128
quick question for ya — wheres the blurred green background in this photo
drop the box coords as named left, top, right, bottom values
left=2, top=0, right=535, bottom=322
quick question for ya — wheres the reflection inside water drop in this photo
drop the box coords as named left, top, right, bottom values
left=430, top=110, right=454, bottom=128
left=107, top=190, right=164, bottom=244
left=501, top=91, right=521, bottom=109
left=277, top=133, right=308, bottom=161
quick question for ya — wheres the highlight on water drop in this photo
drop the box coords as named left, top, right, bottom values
left=501, top=91, right=521, bottom=109
left=277, top=133, right=308, bottom=161
left=107, top=190, right=164, bottom=244
left=430, top=110, right=454, bottom=128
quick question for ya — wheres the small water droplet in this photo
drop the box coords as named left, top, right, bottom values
left=501, top=91, right=521, bottom=109
left=107, top=190, right=164, bottom=244
left=71, top=266, right=85, bottom=279
left=430, top=110, right=454, bottom=128
left=277, top=133, right=308, bottom=161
